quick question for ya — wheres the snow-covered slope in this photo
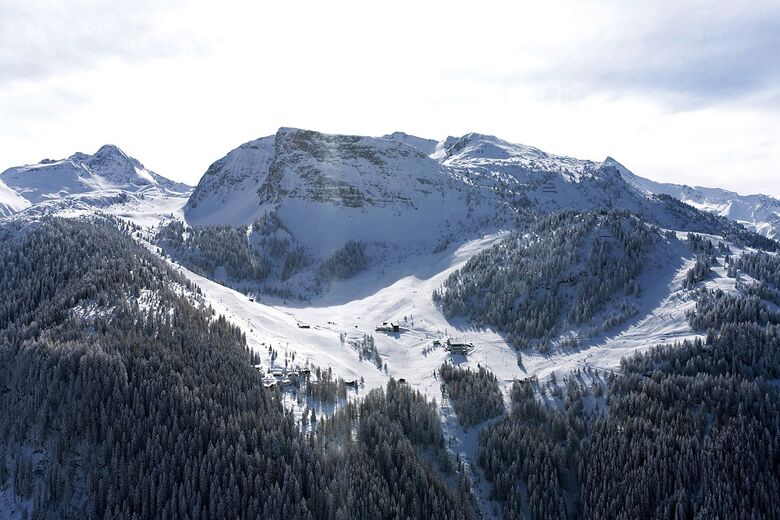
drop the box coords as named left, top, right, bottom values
left=0, top=145, right=191, bottom=226
left=170, top=229, right=702, bottom=388
left=609, top=157, right=780, bottom=239
left=433, top=132, right=656, bottom=215
left=0, top=179, right=30, bottom=217
left=186, top=128, right=506, bottom=256
left=185, top=135, right=277, bottom=225
left=434, top=132, right=600, bottom=183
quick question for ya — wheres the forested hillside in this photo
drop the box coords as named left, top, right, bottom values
left=478, top=274, right=780, bottom=519
left=0, top=217, right=473, bottom=520
left=435, top=210, right=662, bottom=348
left=156, top=214, right=371, bottom=297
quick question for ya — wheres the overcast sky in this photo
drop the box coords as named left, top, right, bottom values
left=2, top=0, right=778, bottom=195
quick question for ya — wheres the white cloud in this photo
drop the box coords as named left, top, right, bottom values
left=1, top=0, right=778, bottom=196
left=0, top=0, right=204, bottom=84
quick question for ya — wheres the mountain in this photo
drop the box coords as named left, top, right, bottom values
left=183, top=127, right=780, bottom=277
left=0, top=145, right=191, bottom=225
left=185, top=128, right=505, bottom=256
left=435, top=210, right=668, bottom=348
left=388, top=131, right=780, bottom=240
left=433, top=132, right=600, bottom=182
left=609, top=157, right=780, bottom=239
left=1, top=144, right=190, bottom=204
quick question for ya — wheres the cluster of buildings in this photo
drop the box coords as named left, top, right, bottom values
left=253, top=364, right=311, bottom=388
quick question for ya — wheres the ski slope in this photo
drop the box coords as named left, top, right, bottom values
left=162, top=230, right=731, bottom=400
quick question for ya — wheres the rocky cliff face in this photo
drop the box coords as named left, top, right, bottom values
left=184, top=128, right=505, bottom=255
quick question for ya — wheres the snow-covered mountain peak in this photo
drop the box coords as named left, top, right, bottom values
left=0, top=145, right=189, bottom=206
left=63, top=144, right=135, bottom=171
left=0, top=145, right=191, bottom=223
left=85, top=144, right=157, bottom=187
left=434, top=131, right=612, bottom=189
left=184, top=127, right=506, bottom=255
left=186, top=126, right=445, bottom=224
left=187, top=126, right=464, bottom=217
left=89, top=144, right=140, bottom=168
left=432, top=132, right=551, bottom=162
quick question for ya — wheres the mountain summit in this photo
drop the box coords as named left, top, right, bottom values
left=185, top=127, right=502, bottom=255
left=0, top=145, right=192, bottom=224
left=0, top=145, right=189, bottom=205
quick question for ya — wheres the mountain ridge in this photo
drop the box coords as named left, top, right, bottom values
left=608, top=156, right=780, bottom=238
left=2, top=128, right=778, bottom=242
left=178, top=127, right=780, bottom=261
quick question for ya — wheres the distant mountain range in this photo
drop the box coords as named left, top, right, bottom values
left=609, top=157, right=780, bottom=238
left=1, top=129, right=777, bottom=241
